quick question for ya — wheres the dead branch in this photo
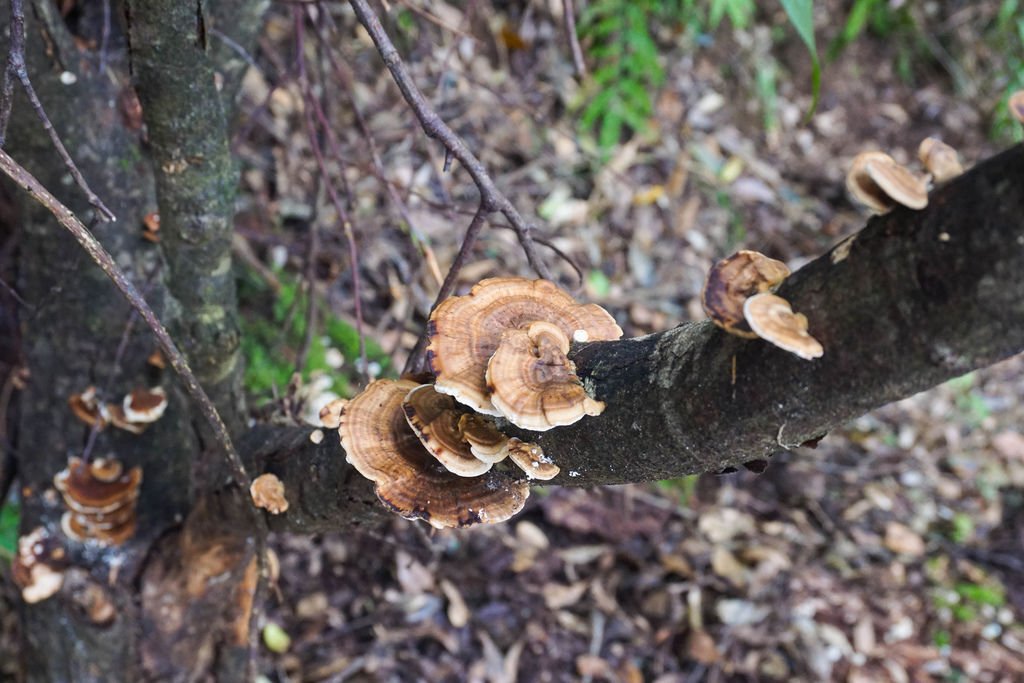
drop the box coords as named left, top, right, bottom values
left=348, top=0, right=554, bottom=282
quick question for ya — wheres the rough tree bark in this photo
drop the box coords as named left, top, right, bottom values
left=3, top=2, right=1023, bottom=682
left=4, top=1, right=266, bottom=680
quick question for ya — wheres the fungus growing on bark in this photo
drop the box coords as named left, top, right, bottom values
left=250, top=473, right=289, bottom=514
left=426, top=277, right=621, bottom=415
left=122, top=387, right=167, bottom=423
left=846, top=151, right=928, bottom=213
left=743, top=293, right=824, bottom=360
left=918, top=137, right=963, bottom=184
left=402, top=384, right=493, bottom=477
left=486, top=321, right=604, bottom=431
left=69, top=386, right=107, bottom=429
left=701, top=250, right=791, bottom=339
left=506, top=438, right=560, bottom=480
left=54, top=457, right=142, bottom=545
left=106, top=404, right=148, bottom=435
left=318, top=397, right=346, bottom=429
left=340, top=379, right=529, bottom=528
left=12, top=527, right=67, bottom=604
left=458, top=413, right=511, bottom=463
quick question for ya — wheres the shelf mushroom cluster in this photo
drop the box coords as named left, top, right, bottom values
left=846, top=136, right=969, bottom=214
left=702, top=250, right=823, bottom=360
left=338, top=277, right=622, bottom=529
left=54, top=456, right=143, bottom=545
left=69, top=386, right=168, bottom=435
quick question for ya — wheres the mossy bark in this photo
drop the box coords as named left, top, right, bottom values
left=124, top=0, right=247, bottom=435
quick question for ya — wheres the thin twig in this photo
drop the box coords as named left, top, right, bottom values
left=348, top=0, right=553, bottom=281
left=295, top=9, right=368, bottom=381
left=403, top=202, right=489, bottom=375
left=0, top=148, right=249, bottom=489
left=1, top=0, right=115, bottom=221
left=562, top=0, right=587, bottom=78
left=310, top=11, right=443, bottom=288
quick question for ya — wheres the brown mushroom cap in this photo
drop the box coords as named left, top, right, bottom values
left=12, top=527, right=67, bottom=604
left=426, top=278, right=622, bottom=414
left=106, top=404, right=148, bottom=434
left=250, top=473, right=289, bottom=514
left=485, top=321, right=603, bottom=431
left=918, top=137, right=963, bottom=184
left=402, top=384, right=492, bottom=477
left=69, top=387, right=107, bottom=429
left=340, top=379, right=529, bottom=528
left=506, top=438, right=559, bottom=480
left=846, top=151, right=928, bottom=213
left=54, top=457, right=143, bottom=514
left=54, top=457, right=141, bottom=545
left=743, top=293, right=824, bottom=360
left=123, top=387, right=168, bottom=423
left=458, top=413, right=510, bottom=463
left=701, top=250, right=791, bottom=339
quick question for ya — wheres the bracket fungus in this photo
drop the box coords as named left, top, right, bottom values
left=918, top=137, right=963, bottom=184
left=743, top=293, right=824, bottom=360
left=846, top=151, right=928, bottom=213
left=402, top=384, right=494, bottom=477
left=339, top=379, right=529, bottom=528
left=122, top=387, right=168, bottom=424
left=69, top=386, right=107, bottom=429
left=250, top=473, right=289, bottom=514
left=459, top=413, right=512, bottom=463
left=69, top=386, right=168, bottom=434
left=54, top=457, right=143, bottom=545
left=426, top=277, right=621, bottom=418
left=506, top=438, right=560, bottom=480
left=702, top=250, right=791, bottom=339
left=486, top=321, right=604, bottom=430
left=12, top=527, right=67, bottom=604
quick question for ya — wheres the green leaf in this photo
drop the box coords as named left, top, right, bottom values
left=0, top=503, right=19, bottom=559
left=779, top=0, right=821, bottom=120
left=598, top=109, right=624, bottom=151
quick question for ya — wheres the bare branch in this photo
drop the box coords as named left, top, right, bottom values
left=562, top=0, right=587, bottom=78
left=403, top=203, right=489, bottom=375
left=347, top=0, right=554, bottom=281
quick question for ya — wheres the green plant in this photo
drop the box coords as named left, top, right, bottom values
left=990, top=0, right=1024, bottom=143
left=238, top=270, right=390, bottom=399
left=0, top=503, right=18, bottom=562
left=657, top=474, right=700, bottom=507
left=576, top=0, right=666, bottom=155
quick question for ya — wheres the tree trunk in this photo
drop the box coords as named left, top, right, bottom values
left=5, top=2, right=266, bottom=680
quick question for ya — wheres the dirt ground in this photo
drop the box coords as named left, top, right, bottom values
left=4, top=1, right=1024, bottom=681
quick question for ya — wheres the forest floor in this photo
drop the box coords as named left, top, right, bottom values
left=5, top=1, right=1024, bottom=681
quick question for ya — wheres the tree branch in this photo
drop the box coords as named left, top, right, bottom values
left=245, top=144, right=1024, bottom=532
left=125, top=0, right=245, bottom=430
left=347, top=0, right=554, bottom=281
